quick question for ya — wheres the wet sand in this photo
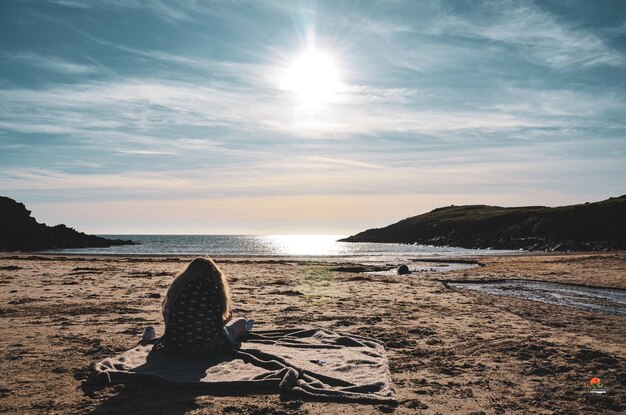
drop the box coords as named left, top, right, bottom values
left=0, top=252, right=624, bottom=414
left=447, top=279, right=626, bottom=316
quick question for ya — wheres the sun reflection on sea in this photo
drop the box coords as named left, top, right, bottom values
left=262, top=234, right=346, bottom=256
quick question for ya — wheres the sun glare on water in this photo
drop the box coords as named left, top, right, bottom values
left=264, top=234, right=345, bottom=256
left=281, top=49, right=341, bottom=109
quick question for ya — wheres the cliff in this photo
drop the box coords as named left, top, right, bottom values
left=340, top=196, right=626, bottom=251
left=0, top=196, right=135, bottom=252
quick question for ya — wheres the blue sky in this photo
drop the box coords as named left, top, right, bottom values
left=1, top=0, right=625, bottom=234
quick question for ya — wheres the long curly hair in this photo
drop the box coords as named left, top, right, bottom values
left=162, top=257, right=231, bottom=324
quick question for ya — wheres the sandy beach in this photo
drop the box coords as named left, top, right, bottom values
left=0, top=252, right=624, bottom=414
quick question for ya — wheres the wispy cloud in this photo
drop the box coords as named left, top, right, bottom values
left=43, top=0, right=198, bottom=22
left=2, top=145, right=617, bottom=198
left=4, top=76, right=620, bottom=141
left=117, top=149, right=174, bottom=155
left=300, top=156, right=381, bottom=169
left=1, top=51, right=97, bottom=74
left=42, top=0, right=288, bottom=24
left=425, top=1, right=625, bottom=69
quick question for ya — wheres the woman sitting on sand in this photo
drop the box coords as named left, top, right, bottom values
left=157, top=257, right=250, bottom=353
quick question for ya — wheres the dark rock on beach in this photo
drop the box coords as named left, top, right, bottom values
left=397, top=265, right=411, bottom=275
left=340, top=195, right=626, bottom=252
left=0, top=196, right=136, bottom=252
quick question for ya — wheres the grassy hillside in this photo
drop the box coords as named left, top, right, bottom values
left=340, top=196, right=626, bottom=251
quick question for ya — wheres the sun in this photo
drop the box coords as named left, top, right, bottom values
left=281, top=49, right=341, bottom=109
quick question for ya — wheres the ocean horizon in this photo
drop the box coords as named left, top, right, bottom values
left=41, top=234, right=517, bottom=258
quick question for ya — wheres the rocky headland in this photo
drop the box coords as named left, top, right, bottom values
left=0, top=196, right=135, bottom=252
left=340, top=195, right=626, bottom=251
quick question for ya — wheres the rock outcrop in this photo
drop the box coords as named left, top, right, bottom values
left=340, top=196, right=626, bottom=251
left=397, top=265, right=411, bottom=275
left=0, top=196, right=136, bottom=252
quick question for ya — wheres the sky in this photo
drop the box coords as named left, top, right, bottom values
left=1, top=0, right=625, bottom=234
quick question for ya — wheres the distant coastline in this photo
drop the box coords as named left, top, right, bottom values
left=30, top=234, right=517, bottom=257
left=341, top=196, right=626, bottom=252
left=5, top=195, right=625, bottom=254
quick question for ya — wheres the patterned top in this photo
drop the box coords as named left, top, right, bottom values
left=163, top=273, right=231, bottom=353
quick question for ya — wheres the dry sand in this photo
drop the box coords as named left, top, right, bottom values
left=0, top=252, right=624, bottom=414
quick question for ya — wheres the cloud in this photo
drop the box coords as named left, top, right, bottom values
left=117, top=150, right=174, bottom=155
left=424, top=1, right=625, bottom=69
left=43, top=0, right=197, bottom=22
left=299, top=156, right=381, bottom=169
left=1, top=72, right=623, bottom=159
left=0, top=78, right=572, bottom=139
left=2, top=144, right=618, bottom=201
left=1, top=168, right=191, bottom=191
left=343, top=85, right=419, bottom=104
left=51, top=24, right=275, bottom=86
left=1, top=52, right=97, bottom=74
left=42, top=0, right=290, bottom=24
left=490, top=87, right=625, bottom=118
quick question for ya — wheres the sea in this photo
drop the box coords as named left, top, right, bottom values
left=42, top=234, right=517, bottom=261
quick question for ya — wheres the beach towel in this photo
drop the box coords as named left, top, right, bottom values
left=86, top=328, right=397, bottom=405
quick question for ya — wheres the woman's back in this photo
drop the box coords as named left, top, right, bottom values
left=161, top=258, right=232, bottom=353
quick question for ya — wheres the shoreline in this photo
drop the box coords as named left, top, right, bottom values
left=0, top=252, right=624, bottom=414
left=1, top=248, right=608, bottom=260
